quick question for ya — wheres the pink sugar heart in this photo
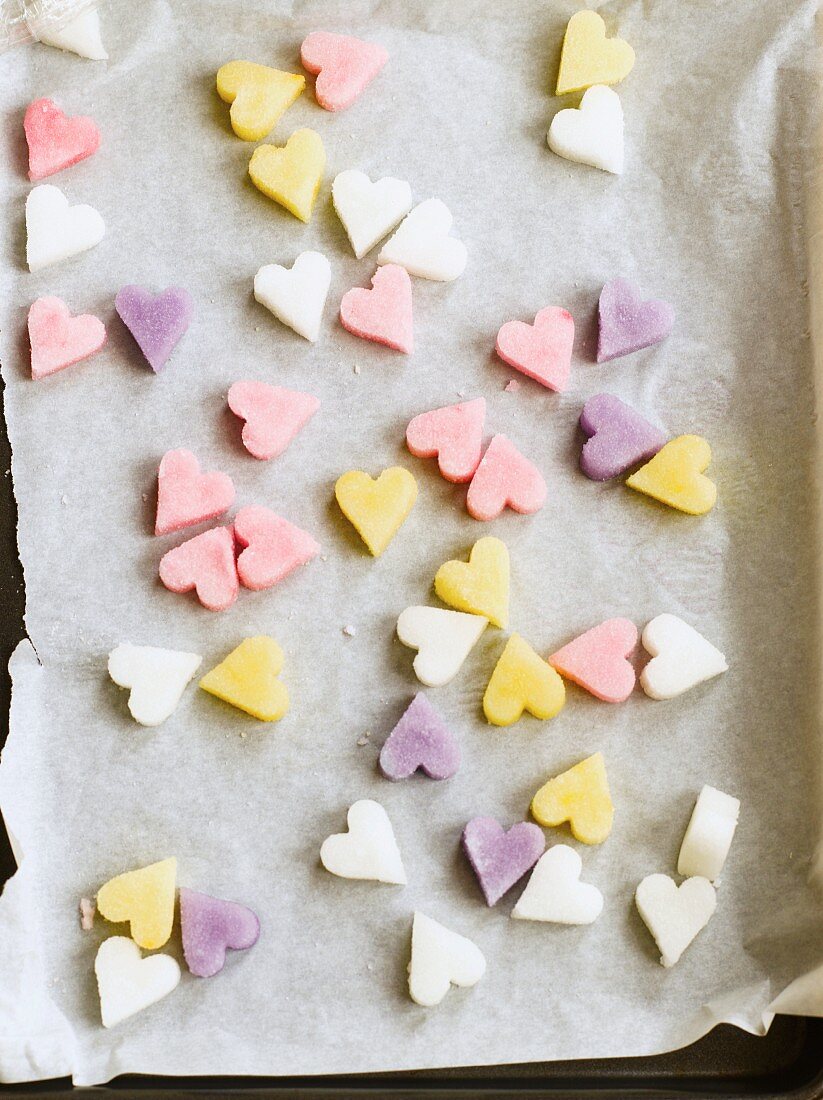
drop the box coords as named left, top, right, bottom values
left=406, top=397, right=486, bottom=483
left=155, top=449, right=235, bottom=536
left=340, top=264, right=413, bottom=354
left=466, top=434, right=547, bottom=522
left=495, top=306, right=574, bottom=392
left=27, top=295, right=106, bottom=379
left=234, top=505, right=320, bottom=591
left=179, top=888, right=260, bottom=979
left=549, top=618, right=638, bottom=703
left=227, top=381, right=319, bottom=461
left=24, top=98, right=100, bottom=181
left=300, top=31, right=388, bottom=112
left=158, top=526, right=238, bottom=612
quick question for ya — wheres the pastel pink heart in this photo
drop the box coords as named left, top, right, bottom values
left=227, top=381, right=319, bottom=461
left=466, top=434, right=547, bottom=521
left=549, top=618, right=638, bottom=703
left=300, top=32, right=388, bottom=112
left=28, top=296, right=106, bottom=379
left=495, top=306, right=574, bottom=392
left=340, top=264, right=413, bottom=354
left=158, top=526, right=239, bottom=612
left=24, top=97, right=100, bottom=181
left=234, top=505, right=320, bottom=591
left=405, top=397, right=486, bottom=483
left=155, top=449, right=235, bottom=536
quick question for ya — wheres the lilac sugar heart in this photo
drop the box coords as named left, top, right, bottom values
left=378, top=693, right=460, bottom=781
left=596, top=278, right=675, bottom=363
left=579, top=394, right=667, bottom=481
left=115, top=284, right=194, bottom=372
left=179, top=887, right=260, bottom=978
left=462, top=817, right=545, bottom=906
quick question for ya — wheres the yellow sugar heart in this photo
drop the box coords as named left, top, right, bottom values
left=626, top=435, right=716, bottom=515
left=556, top=10, right=635, bottom=96
left=96, top=858, right=177, bottom=950
left=248, top=128, right=326, bottom=222
left=531, top=752, right=613, bottom=845
left=335, top=467, right=418, bottom=557
left=216, top=61, right=305, bottom=141
left=200, top=636, right=289, bottom=721
left=483, top=633, right=565, bottom=726
left=434, top=537, right=509, bottom=629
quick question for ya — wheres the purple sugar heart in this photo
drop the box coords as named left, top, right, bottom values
left=596, top=279, right=675, bottom=363
left=378, top=694, right=460, bottom=781
left=115, top=284, right=194, bottom=372
left=179, top=887, right=260, bottom=978
left=580, top=394, right=667, bottom=481
left=462, top=817, right=545, bottom=906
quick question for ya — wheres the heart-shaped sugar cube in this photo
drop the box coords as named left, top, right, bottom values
left=635, top=874, right=717, bottom=967
left=462, top=817, right=545, bottom=906
left=512, top=844, right=603, bottom=924
left=26, top=183, right=105, bottom=272
left=108, top=644, right=202, bottom=727
left=579, top=394, right=667, bottom=481
left=158, top=526, right=239, bottom=612
left=320, top=799, right=406, bottom=884
left=216, top=61, right=305, bottom=141
left=155, top=449, right=235, bottom=536
left=434, top=537, right=509, bottom=629
left=95, top=937, right=180, bottom=1028
left=531, top=752, right=613, bottom=845
left=335, top=466, right=418, bottom=556
left=378, top=199, right=467, bottom=282
left=406, top=397, right=486, bottom=483
left=254, top=251, right=331, bottom=343
left=36, top=7, right=107, bottom=59
left=179, top=888, right=260, bottom=978
left=597, top=279, right=675, bottom=362
left=248, top=129, right=325, bottom=223
left=556, top=10, right=635, bottom=95
left=332, top=169, right=412, bottom=258
left=467, top=434, right=547, bottom=522
left=548, top=85, right=624, bottom=175
left=483, top=633, right=565, bottom=726
left=115, top=285, right=194, bottom=373
left=495, top=307, right=574, bottom=392
left=24, top=97, right=100, bottom=181
left=234, top=505, right=319, bottom=590
left=626, top=436, right=716, bottom=515
left=340, top=264, right=414, bottom=353
left=300, top=32, right=388, bottom=112
left=396, top=606, right=487, bottom=687
left=228, top=380, right=319, bottom=461
left=408, top=912, right=485, bottom=1006
left=549, top=617, right=637, bottom=703
left=199, top=636, right=289, bottom=721
left=96, top=858, right=177, bottom=950
left=28, top=295, right=106, bottom=379
left=379, top=694, right=460, bottom=781
left=640, top=614, right=727, bottom=700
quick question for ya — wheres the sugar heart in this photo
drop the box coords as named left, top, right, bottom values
left=512, top=844, right=604, bottom=924
left=640, top=614, right=727, bottom=700
left=678, top=785, right=740, bottom=883
left=462, top=817, right=545, bottom=906
left=320, top=799, right=406, bottom=884
left=408, top=912, right=485, bottom=1007
left=335, top=466, right=418, bottom=556
left=483, top=633, right=565, bottom=726
left=155, top=449, right=235, bottom=536
left=556, top=10, right=635, bottom=95
left=406, top=397, right=486, bottom=483
left=216, top=61, right=305, bottom=141
left=579, top=394, right=667, bottom=481
left=626, top=436, right=716, bottom=515
left=158, top=526, right=239, bottom=612
left=115, top=285, right=194, bottom=373
left=434, top=536, right=509, bottom=629
left=339, top=264, right=413, bottom=353
left=495, top=307, right=574, bottom=392
left=228, top=380, right=319, bottom=461
left=300, top=32, right=388, bottom=112
left=531, top=752, right=613, bottom=845
left=597, top=279, right=675, bottom=362
left=548, top=617, right=637, bottom=703
left=26, top=183, right=105, bottom=272
left=253, top=251, right=331, bottom=343
left=548, top=85, right=624, bottom=175
left=24, top=98, right=100, bottom=181
left=95, top=937, right=180, bottom=1029
left=179, top=888, right=260, bottom=978
left=467, top=434, right=547, bottom=522
left=379, top=694, right=460, bottom=781
left=108, top=643, right=202, bottom=727
left=36, top=8, right=108, bottom=60
left=234, top=505, right=319, bottom=590
left=396, top=606, right=487, bottom=687
left=96, top=858, right=177, bottom=950
left=248, top=128, right=325, bottom=223
left=27, top=295, right=106, bottom=379
left=199, top=636, right=289, bottom=721
left=332, top=169, right=412, bottom=259
left=378, top=199, right=467, bottom=282
left=635, top=874, right=717, bottom=968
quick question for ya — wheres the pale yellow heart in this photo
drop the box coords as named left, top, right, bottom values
left=216, top=61, right=305, bottom=141
left=96, top=858, right=177, bottom=950
left=434, top=536, right=509, bottom=628
left=556, top=10, right=635, bottom=96
left=483, top=633, right=565, bottom=726
left=531, top=752, right=613, bottom=845
left=626, top=435, right=716, bottom=515
left=200, top=636, right=289, bottom=721
left=248, top=128, right=325, bottom=223
left=335, top=467, right=418, bottom=557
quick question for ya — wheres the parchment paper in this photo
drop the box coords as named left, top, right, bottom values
left=1, top=0, right=822, bottom=1085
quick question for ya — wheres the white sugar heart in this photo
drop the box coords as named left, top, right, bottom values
left=332, top=170, right=412, bottom=259
left=95, top=936, right=181, bottom=1028
left=396, top=606, right=487, bottom=687
left=408, top=911, right=486, bottom=1006
left=378, top=198, right=467, bottom=282
left=26, top=184, right=105, bottom=272
left=511, top=844, right=603, bottom=925
left=108, top=644, right=203, bottom=727
left=548, top=85, right=624, bottom=175
left=635, top=874, right=717, bottom=968
left=677, top=785, right=740, bottom=883
left=254, top=250, right=331, bottom=342
left=35, top=7, right=108, bottom=60
left=640, top=614, right=728, bottom=700
left=320, top=799, right=406, bottom=885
